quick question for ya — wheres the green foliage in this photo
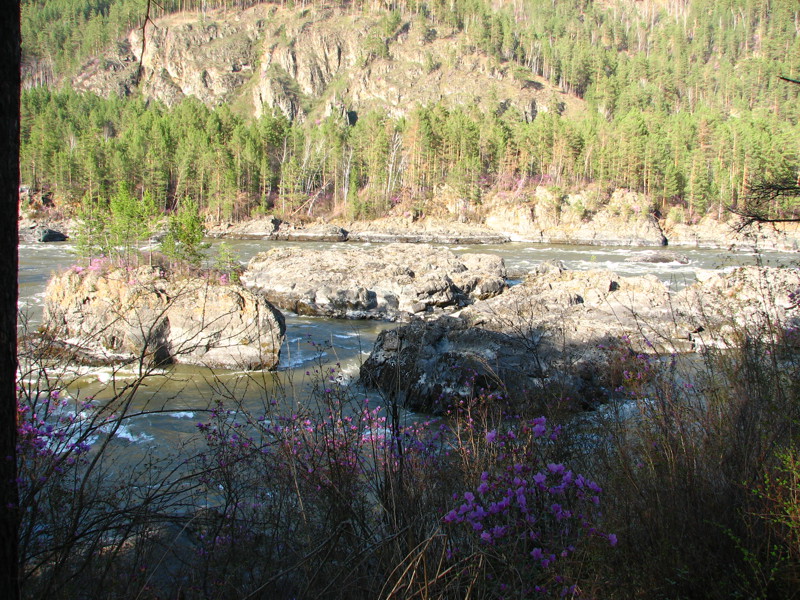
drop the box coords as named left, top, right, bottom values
left=107, top=184, right=159, bottom=263
left=362, top=31, right=390, bottom=62
left=73, top=194, right=108, bottom=261
left=212, top=241, right=243, bottom=283
left=756, top=447, right=800, bottom=572
left=381, top=9, right=402, bottom=37
left=73, top=183, right=159, bottom=263
left=17, top=0, right=800, bottom=221
left=423, top=50, right=440, bottom=73
left=160, top=197, right=208, bottom=266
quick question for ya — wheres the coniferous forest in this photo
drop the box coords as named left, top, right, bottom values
left=19, top=0, right=800, bottom=223
left=13, top=4, right=800, bottom=600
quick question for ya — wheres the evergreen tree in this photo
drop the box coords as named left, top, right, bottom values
left=161, top=197, right=207, bottom=267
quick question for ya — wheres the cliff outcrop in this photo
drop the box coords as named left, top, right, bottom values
left=72, top=5, right=576, bottom=122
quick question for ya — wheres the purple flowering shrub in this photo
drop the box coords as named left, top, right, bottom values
left=601, top=334, right=656, bottom=400
left=14, top=340, right=212, bottom=598
left=594, top=320, right=800, bottom=598
left=440, top=417, right=615, bottom=598
left=16, top=383, right=97, bottom=578
left=189, top=365, right=440, bottom=596
left=15, top=336, right=615, bottom=599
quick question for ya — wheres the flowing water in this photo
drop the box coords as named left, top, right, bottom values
left=18, top=238, right=798, bottom=449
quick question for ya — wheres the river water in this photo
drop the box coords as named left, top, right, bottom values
left=17, top=238, right=797, bottom=449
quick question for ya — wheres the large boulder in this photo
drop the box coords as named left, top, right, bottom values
left=241, top=243, right=507, bottom=320
left=359, top=316, right=603, bottom=414
left=360, top=265, right=800, bottom=412
left=360, top=266, right=675, bottom=413
left=43, top=263, right=285, bottom=369
left=37, top=228, right=69, bottom=243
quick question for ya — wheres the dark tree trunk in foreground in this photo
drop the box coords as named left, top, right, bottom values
left=0, top=2, right=20, bottom=599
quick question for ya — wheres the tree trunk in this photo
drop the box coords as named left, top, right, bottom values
left=0, top=2, right=20, bottom=599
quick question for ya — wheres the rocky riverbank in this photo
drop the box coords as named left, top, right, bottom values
left=37, top=239, right=799, bottom=415
left=203, top=205, right=800, bottom=251
left=21, top=181, right=800, bottom=251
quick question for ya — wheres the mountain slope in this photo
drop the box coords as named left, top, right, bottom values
left=71, top=4, right=581, bottom=123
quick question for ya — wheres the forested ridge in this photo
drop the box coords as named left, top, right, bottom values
left=19, top=0, right=800, bottom=223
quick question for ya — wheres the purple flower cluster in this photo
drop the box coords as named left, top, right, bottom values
left=442, top=416, right=616, bottom=597
left=604, top=335, right=656, bottom=398
left=15, top=386, right=97, bottom=501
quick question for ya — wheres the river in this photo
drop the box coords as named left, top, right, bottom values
left=17, top=238, right=797, bottom=450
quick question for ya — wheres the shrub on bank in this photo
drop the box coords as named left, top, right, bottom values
left=15, top=284, right=800, bottom=598
left=594, top=320, right=800, bottom=599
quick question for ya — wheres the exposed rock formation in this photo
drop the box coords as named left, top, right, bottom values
left=359, top=316, right=592, bottom=414
left=674, top=266, right=800, bottom=346
left=37, top=228, right=68, bottom=243
left=360, top=264, right=800, bottom=413
left=241, top=243, right=506, bottom=319
left=624, top=251, right=689, bottom=264
left=71, top=5, right=576, bottom=123
left=44, top=264, right=285, bottom=369
left=662, top=215, right=800, bottom=252
left=345, top=217, right=510, bottom=244
left=483, top=188, right=667, bottom=246
left=75, top=12, right=265, bottom=107
left=207, top=218, right=348, bottom=241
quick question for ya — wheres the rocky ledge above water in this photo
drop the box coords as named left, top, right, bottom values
left=359, top=265, right=800, bottom=413
left=241, top=243, right=507, bottom=320
left=43, top=264, right=286, bottom=369
left=206, top=216, right=510, bottom=245
left=203, top=210, right=800, bottom=251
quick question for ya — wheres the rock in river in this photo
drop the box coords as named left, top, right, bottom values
left=43, top=264, right=286, bottom=369
left=241, top=243, right=507, bottom=320
left=37, top=228, right=69, bottom=243
left=360, top=264, right=800, bottom=413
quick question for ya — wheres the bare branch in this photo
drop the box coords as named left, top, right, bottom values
left=730, top=170, right=800, bottom=231
left=134, top=0, right=163, bottom=86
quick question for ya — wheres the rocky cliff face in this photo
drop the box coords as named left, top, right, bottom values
left=72, top=5, right=576, bottom=122
left=75, top=10, right=266, bottom=107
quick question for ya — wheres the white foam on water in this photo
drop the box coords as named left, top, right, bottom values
left=104, top=422, right=154, bottom=444
left=333, top=332, right=359, bottom=339
left=168, top=411, right=195, bottom=419
left=280, top=352, right=324, bottom=369
left=18, top=291, right=45, bottom=306
left=336, top=361, right=362, bottom=383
